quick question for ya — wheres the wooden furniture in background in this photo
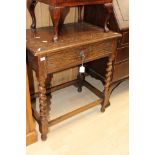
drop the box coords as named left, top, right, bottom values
left=26, top=66, right=37, bottom=146
left=84, top=0, right=129, bottom=84
left=26, top=2, right=77, bottom=29
left=27, top=0, right=112, bottom=41
left=27, top=22, right=121, bottom=140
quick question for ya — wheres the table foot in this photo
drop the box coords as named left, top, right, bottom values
left=100, top=106, right=105, bottom=112
left=41, top=134, right=47, bottom=141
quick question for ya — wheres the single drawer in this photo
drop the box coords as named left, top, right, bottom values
left=47, top=40, right=114, bottom=73
left=115, top=46, right=129, bottom=63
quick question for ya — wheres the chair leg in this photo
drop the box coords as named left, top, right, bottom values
left=27, top=0, right=37, bottom=30
left=77, top=73, right=85, bottom=92
left=49, top=6, right=64, bottom=42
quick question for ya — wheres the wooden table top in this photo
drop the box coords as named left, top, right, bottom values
left=26, top=22, right=121, bottom=56
left=38, top=0, right=112, bottom=6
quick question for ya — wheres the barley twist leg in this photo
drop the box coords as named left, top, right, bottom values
left=38, top=79, right=48, bottom=140
left=101, top=55, right=114, bottom=112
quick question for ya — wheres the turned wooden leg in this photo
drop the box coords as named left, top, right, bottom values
left=101, top=55, right=114, bottom=112
left=45, top=74, right=53, bottom=116
left=45, top=74, right=52, bottom=95
left=78, top=6, right=83, bottom=22
left=36, top=56, right=49, bottom=140
left=27, top=0, right=37, bottom=30
left=104, top=3, right=113, bottom=32
left=38, top=77, right=48, bottom=140
left=77, top=72, right=85, bottom=92
left=49, top=6, right=64, bottom=42
left=59, top=7, right=70, bottom=29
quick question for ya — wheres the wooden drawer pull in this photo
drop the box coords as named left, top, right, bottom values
left=80, top=50, right=85, bottom=64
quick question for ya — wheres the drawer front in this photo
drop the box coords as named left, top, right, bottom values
left=112, top=61, right=129, bottom=82
left=115, top=46, right=129, bottom=63
left=47, top=40, right=114, bottom=73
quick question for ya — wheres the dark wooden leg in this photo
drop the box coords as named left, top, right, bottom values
left=104, top=3, right=113, bottom=32
left=101, top=55, right=114, bottom=112
left=36, top=56, right=48, bottom=140
left=45, top=74, right=53, bottom=116
left=78, top=6, right=83, bottom=22
left=45, top=74, right=52, bottom=94
left=27, top=0, right=37, bottom=30
left=49, top=6, right=64, bottom=42
left=59, top=7, right=70, bottom=28
left=38, top=77, right=48, bottom=140
left=77, top=73, right=85, bottom=92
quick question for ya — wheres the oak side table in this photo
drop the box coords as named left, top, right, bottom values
left=27, top=0, right=113, bottom=41
left=26, top=22, right=121, bottom=140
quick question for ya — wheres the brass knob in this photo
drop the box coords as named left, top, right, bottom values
left=80, top=50, right=85, bottom=60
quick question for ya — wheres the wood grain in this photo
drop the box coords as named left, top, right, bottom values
left=26, top=23, right=120, bottom=56
left=47, top=40, right=113, bottom=73
left=26, top=23, right=120, bottom=140
left=27, top=2, right=78, bottom=91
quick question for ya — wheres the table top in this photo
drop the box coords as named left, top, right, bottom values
left=38, top=0, right=112, bottom=6
left=26, top=22, right=121, bottom=56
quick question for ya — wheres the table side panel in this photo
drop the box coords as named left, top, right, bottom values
left=27, top=51, right=39, bottom=72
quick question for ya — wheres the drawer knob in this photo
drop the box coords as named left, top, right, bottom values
left=80, top=50, right=85, bottom=66
left=80, top=50, right=85, bottom=60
